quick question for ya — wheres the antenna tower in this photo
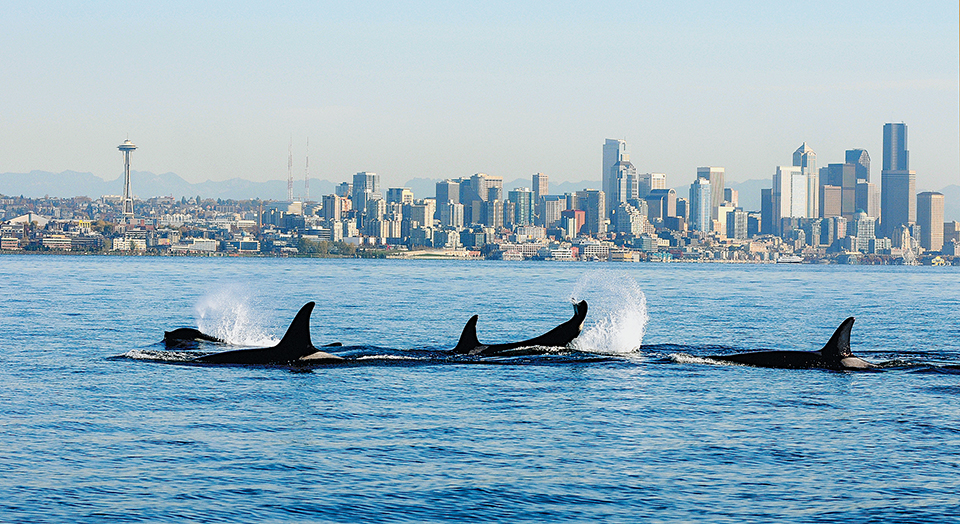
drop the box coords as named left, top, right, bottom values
left=304, top=137, right=310, bottom=202
left=287, top=137, right=294, bottom=202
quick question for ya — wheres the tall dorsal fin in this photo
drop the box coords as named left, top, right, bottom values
left=820, top=317, right=854, bottom=358
left=452, top=315, right=481, bottom=354
left=276, top=302, right=315, bottom=353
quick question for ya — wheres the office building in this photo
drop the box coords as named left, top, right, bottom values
left=846, top=149, right=871, bottom=182
left=532, top=173, right=548, bottom=201
left=576, top=189, right=606, bottom=236
left=645, top=189, right=677, bottom=222
left=612, top=154, right=639, bottom=210
left=541, top=196, right=565, bottom=229
left=638, top=173, right=666, bottom=199
left=880, top=123, right=916, bottom=238
left=603, top=139, right=627, bottom=218
left=723, top=188, right=738, bottom=208
left=508, top=188, right=534, bottom=226
left=689, top=178, right=712, bottom=232
left=793, top=143, right=818, bottom=218
left=696, top=167, right=725, bottom=220
left=855, top=180, right=880, bottom=219
left=822, top=163, right=857, bottom=221
left=773, top=166, right=806, bottom=233
left=820, top=185, right=842, bottom=218
left=917, top=192, right=945, bottom=251
left=435, top=180, right=460, bottom=204
left=386, top=188, right=414, bottom=205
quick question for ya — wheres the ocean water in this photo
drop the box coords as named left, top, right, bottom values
left=1, top=255, right=958, bottom=523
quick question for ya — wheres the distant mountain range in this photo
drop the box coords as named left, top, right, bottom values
left=2, top=170, right=957, bottom=221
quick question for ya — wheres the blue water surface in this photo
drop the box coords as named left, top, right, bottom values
left=1, top=255, right=958, bottom=523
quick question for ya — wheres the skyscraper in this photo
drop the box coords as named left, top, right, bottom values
left=846, top=149, right=871, bottom=182
left=793, top=143, right=818, bottom=218
left=576, top=189, right=606, bottom=236
left=880, top=122, right=916, bottom=238
left=508, top=188, right=534, bottom=226
left=883, top=123, right=908, bottom=171
left=602, top=139, right=627, bottom=218
left=773, top=166, right=805, bottom=234
left=823, top=163, right=857, bottom=221
left=435, top=179, right=460, bottom=204
left=855, top=180, right=880, bottom=218
left=531, top=173, right=548, bottom=201
left=689, top=177, right=712, bottom=232
left=612, top=154, right=638, bottom=209
left=637, top=173, right=666, bottom=199
left=917, top=192, right=945, bottom=251
left=696, top=167, right=725, bottom=221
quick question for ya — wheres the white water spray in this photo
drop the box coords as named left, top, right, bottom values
left=194, top=289, right=278, bottom=346
left=569, top=270, right=648, bottom=354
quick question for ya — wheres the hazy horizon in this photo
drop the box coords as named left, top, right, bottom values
left=2, top=1, right=957, bottom=190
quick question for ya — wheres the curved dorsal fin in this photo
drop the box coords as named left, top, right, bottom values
left=452, top=315, right=481, bottom=354
left=820, top=317, right=854, bottom=358
left=276, top=302, right=315, bottom=352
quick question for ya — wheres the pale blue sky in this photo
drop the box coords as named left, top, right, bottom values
left=1, top=1, right=957, bottom=191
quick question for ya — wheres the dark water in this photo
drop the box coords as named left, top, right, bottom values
left=2, top=255, right=959, bottom=522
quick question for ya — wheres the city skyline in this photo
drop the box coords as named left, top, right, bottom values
left=0, top=1, right=956, bottom=191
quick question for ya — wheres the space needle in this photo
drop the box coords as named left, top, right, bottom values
left=118, top=139, right=137, bottom=223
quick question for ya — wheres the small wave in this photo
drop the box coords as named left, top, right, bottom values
left=355, top=354, right=426, bottom=361
left=668, top=353, right=727, bottom=365
left=120, top=349, right=198, bottom=362
left=569, top=270, right=648, bottom=354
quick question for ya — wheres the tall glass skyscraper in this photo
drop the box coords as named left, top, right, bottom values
left=880, top=122, right=916, bottom=238
left=603, top=139, right=627, bottom=218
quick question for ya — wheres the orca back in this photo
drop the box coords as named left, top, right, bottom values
left=452, top=315, right=481, bottom=354
left=819, top=317, right=855, bottom=359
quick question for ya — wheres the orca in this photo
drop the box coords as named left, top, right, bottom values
left=707, top=317, right=876, bottom=370
left=164, top=328, right=225, bottom=347
left=193, top=302, right=343, bottom=365
left=452, top=300, right=588, bottom=356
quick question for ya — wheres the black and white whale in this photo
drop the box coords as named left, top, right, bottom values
left=707, top=317, right=875, bottom=370
left=164, top=328, right=225, bottom=347
left=452, top=300, right=588, bottom=356
left=193, top=302, right=343, bottom=365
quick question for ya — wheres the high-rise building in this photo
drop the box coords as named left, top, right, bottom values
left=386, top=187, right=414, bottom=205
left=576, top=189, right=606, bottom=236
left=723, top=188, right=739, bottom=208
left=439, top=202, right=464, bottom=229
left=637, top=173, right=666, bottom=199
left=852, top=211, right=876, bottom=252
left=846, top=149, right=871, bottom=182
left=696, top=167, right=725, bottom=221
left=883, top=123, right=909, bottom=172
left=542, top=196, right=565, bottom=229
left=793, top=143, right=818, bottom=218
left=531, top=173, right=548, bottom=201
left=917, top=192, right=945, bottom=251
left=645, top=189, right=677, bottom=222
left=612, top=154, right=638, bottom=209
left=321, top=194, right=343, bottom=221
left=773, top=166, right=806, bottom=234
left=352, top=172, right=381, bottom=213
left=436, top=180, right=460, bottom=204
left=603, top=139, right=627, bottom=218
left=820, top=185, right=842, bottom=218
left=760, top=188, right=774, bottom=235
left=727, top=208, right=748, bottom=240
left=508, top=188, right=534, bottom=226
left=880, top=123, right=916, bottom=239
left=855, top=180, right=880, bottom=218
left=823, top=163, right=857, bottom=221
left=689, top=178, right=712, bottom=232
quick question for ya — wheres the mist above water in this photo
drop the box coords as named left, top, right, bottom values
left=195, top=288, right=278, bottom=347
left=569, top=270, right=648, bottom=354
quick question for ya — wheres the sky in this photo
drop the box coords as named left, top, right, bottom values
left=1, top=1, right=958, bottom=192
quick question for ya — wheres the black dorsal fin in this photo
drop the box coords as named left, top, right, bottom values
left=275, top=302, right=315, bottom=354
left=452, top=315, right=481, bottom=354
left=820, top=317, right=854, bottom=358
